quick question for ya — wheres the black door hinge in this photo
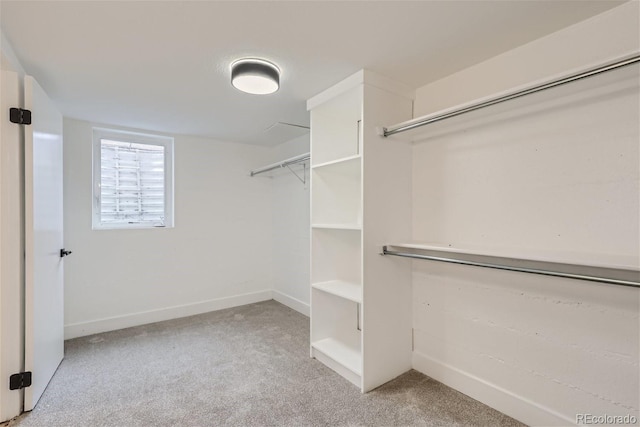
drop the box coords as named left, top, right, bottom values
left=9, top=108, right=32, bottom=125
left=9, top=372, right=32, bottom=390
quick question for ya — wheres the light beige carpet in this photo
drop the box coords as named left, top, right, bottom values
left=9, top=300, right=523, bottom=427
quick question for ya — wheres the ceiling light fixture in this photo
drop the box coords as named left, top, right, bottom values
left=231, top=58, right=280, bottom=95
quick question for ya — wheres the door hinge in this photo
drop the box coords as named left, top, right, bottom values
left=9, top=108, right=32, bottom=125
left=60, top=248, right=72, bottom=258
left=9, top=371, right=32, bottom=390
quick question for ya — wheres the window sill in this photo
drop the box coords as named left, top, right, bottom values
left=92, top=224, right=174, bottom=231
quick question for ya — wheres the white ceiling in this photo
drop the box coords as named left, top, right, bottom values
left=0, top=1, right=624, bottom=145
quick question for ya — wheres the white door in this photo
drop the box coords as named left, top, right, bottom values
left=24, top=76, right=65, bottom=411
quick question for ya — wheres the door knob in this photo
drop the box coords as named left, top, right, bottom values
left=60, top=249, right=72, bottom=258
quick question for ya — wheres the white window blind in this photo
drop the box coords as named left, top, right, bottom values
left=93, top=129, right=174, bottom=229
left=100, top=139, right=165, bottom=225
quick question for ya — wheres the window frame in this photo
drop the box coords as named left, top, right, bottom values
left=92, top=127, right=174, bottom=230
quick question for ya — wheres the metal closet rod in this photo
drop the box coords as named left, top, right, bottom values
left=382, top=246, right=640, bottom=288
left=250, top=153, right=310, bottom=176
left=383, top=53, right=640, bottom=137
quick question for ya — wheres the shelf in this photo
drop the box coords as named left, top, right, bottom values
left=311, top=154, right=361, bottom=170
left=311, top=337, right=362, bottom=376
left=385, top=243, right=640, bottom=286
left=386, top=242, right=640, bottom=271
left=312, top=223, right=361, bottom=231
left=382, top=54, right=640, bottom=143
left=312, top=280, right=361, bottom=303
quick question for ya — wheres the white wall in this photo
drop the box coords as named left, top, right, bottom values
left=266, top=135, right=311, bottom=316
left=1, top=29, right=27, bottom=82
left=410, top=3, right=639, bottom=426
left=63, top=118, right=276, bottom=338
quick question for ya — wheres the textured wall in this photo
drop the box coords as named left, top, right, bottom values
left=411, top=3, right=639, bottom=425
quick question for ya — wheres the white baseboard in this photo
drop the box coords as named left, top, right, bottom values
left=64, top=290, right=273, bottom=339
left=272, top=290, right=310, bottom=317
left=412, top=351, right=575, bottom=427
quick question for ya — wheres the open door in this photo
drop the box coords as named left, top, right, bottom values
left=23, top=76, right=65, bottom=411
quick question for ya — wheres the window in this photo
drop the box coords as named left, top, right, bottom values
left=92, top=128, right=174, bottom=229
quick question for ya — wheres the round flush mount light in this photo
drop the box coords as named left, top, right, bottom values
left=231, top=58, right=280, bottom=95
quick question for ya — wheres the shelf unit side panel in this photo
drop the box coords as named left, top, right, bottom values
left=361, top=85, right=414, bottom=392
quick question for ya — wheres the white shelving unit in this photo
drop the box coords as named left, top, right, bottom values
left=308, top=70, right=414, bottom=392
